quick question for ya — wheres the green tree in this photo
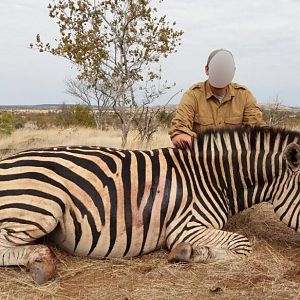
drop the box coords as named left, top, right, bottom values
left=0, top=112, right=17, bottom=135
left=31, top=0, right=183, bottom=146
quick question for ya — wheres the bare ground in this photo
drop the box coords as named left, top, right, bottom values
left=0, top=128, right=300, bottom=300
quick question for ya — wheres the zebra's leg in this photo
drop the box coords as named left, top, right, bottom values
left=168, top=226, right=252, bottom=263
left=0, top=219, right=58, bottom=284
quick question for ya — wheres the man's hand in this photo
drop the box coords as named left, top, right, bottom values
left=171, top=133, right=192, bottom=149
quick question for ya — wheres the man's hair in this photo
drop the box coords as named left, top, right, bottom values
left=207, top=49, right=234, bottom=66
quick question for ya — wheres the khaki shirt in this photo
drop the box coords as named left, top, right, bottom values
left=169, top=80, right=266, bottom=138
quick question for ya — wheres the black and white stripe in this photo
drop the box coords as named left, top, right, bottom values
left=0, top=126, right=299, bottom=276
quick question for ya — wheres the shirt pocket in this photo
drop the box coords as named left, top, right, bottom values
left=193, top=115, right=214, bottom=132
left=224, top=116, right=243, bottom=126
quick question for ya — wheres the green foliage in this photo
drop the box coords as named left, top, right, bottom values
left=31, top=0, right=183, bottom=146
left=34, top=111, right=58, bottom=129
left=0, top=112, right=17, bottom=135
left=31, top=0, right=183, bottom=93
left=55, top=104, right=96, bottom=128
left=0, top=106, right=97, bottom=131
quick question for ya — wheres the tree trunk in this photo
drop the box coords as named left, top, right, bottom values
left=121, top=123, right=130, bottom=147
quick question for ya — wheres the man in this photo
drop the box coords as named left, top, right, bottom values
left=169, top=49, right=266, bottom=149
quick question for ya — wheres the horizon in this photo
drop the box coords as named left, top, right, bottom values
left=0, top=102, right=299, bottom=109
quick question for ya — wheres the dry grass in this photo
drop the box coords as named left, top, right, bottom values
left=0, top=127, right=300, bottom=300
left=0, top=128, right=173, bottom=159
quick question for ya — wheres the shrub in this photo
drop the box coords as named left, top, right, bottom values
left=55, top=104, right=96, bottom=128
left=0, top=112, right=17, bottom=135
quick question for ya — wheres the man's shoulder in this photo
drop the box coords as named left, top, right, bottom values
left=188, top=81, right=206, bottom=91
left=231, top=82, right=249, bottom=91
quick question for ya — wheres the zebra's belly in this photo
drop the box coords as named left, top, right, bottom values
left=49, top=212, right=166, bottom=258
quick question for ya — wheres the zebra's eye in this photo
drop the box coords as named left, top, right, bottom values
left=284, top=143, right=300, bottom=169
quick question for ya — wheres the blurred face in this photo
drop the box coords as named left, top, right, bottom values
left=206, top=50, right=236, bottom=88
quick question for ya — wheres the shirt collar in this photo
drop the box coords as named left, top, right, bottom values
left=204, top=80, right=235, bottom=102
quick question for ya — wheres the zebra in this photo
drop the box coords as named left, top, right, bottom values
left=0, top=126, right=299, bottom=284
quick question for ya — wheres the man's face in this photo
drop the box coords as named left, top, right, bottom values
left=206, top=51, right=236, bottom=88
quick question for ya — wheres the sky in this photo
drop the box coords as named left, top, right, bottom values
left=0, top=0, right=299, bottom=106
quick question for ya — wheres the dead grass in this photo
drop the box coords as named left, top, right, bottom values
left=0, top=128, right=173, bottom=160
left=0, top=127, right=300, bottom=300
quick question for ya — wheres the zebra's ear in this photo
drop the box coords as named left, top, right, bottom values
left=283, top=143, right=300, bottom=169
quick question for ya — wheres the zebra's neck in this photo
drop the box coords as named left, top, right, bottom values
left=190, top=127, right=300, bottom=215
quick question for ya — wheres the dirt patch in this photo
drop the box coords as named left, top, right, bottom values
left=284, top=266, right=300, bottom=284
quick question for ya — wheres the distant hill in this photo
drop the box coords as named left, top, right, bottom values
left=0, top=103, right=299, bottom=112
left=0, top=104, right=63, bottom=111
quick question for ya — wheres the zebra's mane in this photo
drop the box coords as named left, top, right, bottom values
left=195, top=126, right=300, bottom=151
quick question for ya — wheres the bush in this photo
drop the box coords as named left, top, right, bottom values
left=0, top=112, right=17, bottom=135
left=55, top=104, right=96, bottom=128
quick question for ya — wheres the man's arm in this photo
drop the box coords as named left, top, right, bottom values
left=169, top=91, right=197, bottom=149
left=243, top=91, right=267, bottom=126
left=169, top=91, right=197, bottom=138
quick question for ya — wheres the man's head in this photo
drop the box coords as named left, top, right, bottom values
left=205, top=49, right=236, bottom=89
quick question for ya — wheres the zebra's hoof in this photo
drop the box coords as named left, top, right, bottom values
left=168, top=242, right=193, bottom=263
left=28, top=255, right=56, bottom=284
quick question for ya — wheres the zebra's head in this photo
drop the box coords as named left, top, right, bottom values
left=273, top=142, right=300, bottom=231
